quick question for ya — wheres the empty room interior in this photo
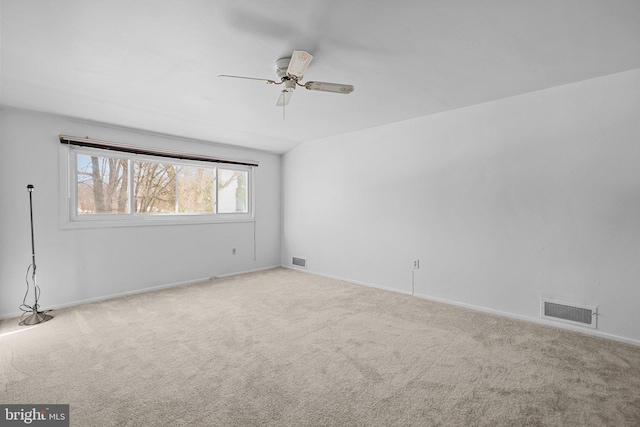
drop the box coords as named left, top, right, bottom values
left=1, top=1, right=640, bottom=426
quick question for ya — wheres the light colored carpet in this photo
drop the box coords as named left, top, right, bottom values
left=1, top=267, right=639, bottom=426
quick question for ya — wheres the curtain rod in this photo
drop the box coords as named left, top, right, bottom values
left=59, top=135, right=259, bottom=167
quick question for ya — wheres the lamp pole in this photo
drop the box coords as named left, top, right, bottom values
left=19, top=185, right=53, bottom=326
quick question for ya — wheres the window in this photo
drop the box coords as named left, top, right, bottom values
left=77, top=153, right=130, bottom=214
left=66, top=146, right=253, bottom=226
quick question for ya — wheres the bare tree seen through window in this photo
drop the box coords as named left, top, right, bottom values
left=77, top=155, right=128, bottom=214
left=77, top=154, right=249, bottom=216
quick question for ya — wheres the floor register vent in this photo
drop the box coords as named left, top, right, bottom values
left=292, top=257, right=307, bottom=268
left=540, top=299, right=597, bottom=329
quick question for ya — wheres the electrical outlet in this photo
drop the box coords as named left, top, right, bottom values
left=413, top=259, right=420, bottom=269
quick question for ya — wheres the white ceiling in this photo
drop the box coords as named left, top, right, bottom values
left=2, top=0, right=640, bottom=154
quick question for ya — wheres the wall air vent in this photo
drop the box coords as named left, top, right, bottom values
left=292, top=257, right=307, bottom=268
left=540, top=299, right=597, bottom=329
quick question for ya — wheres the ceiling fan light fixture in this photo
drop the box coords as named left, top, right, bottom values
left=283, top=79, right=297, bottom=91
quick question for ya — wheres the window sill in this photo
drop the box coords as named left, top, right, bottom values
left=60, top=214, right=255, bottom=230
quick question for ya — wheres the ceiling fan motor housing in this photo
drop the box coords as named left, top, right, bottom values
left=275, top=57, right=292, bottom=80
left=275, top=57, right=298, bottom=92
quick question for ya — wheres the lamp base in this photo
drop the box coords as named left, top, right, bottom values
left=19, top=311, right=53, bottom=326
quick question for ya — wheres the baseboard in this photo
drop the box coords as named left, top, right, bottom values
left=283, top=266, right=640, bottom=348
left=0, top=264, right=281, bottom=321
left=412, top=292, right=640, bottom=348
left=212, top=264, right=281, bottom=279
left=282, top=265, right=413, bottom=296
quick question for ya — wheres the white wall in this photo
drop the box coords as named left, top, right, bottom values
left=0, top=109, right=281, bottom=318
left=282, top=69, right=640, bottom=344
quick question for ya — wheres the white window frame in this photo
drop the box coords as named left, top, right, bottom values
left=59, top=145, right=255, bottom=229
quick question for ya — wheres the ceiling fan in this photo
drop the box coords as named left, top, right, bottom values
left=218, top=50, right=354, bottom=110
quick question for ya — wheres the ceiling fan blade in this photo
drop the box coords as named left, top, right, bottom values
left=286, top=51, right=313, bottom=78
left=218, top=75, right=277, bottom=84
left=304, top=81, right=354, bottom=94
left=276, top=90, right=293, bottom=106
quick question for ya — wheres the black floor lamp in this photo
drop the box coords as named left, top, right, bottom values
left=19, top=184, right=53, bottom=326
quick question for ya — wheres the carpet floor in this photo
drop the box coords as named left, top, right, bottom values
left=1, top=267, right=639, bottom=426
